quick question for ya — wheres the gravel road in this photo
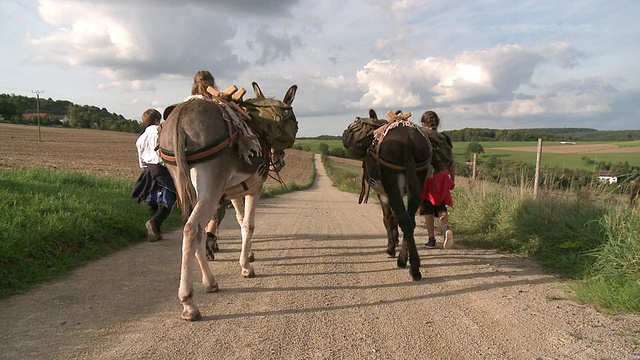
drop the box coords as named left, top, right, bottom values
left=1, top=154, right=639, bottom=360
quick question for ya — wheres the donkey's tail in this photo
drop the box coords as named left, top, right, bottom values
left=404, top=140, right=421, bottom=211
left=173, top=105, right=197, bottom=221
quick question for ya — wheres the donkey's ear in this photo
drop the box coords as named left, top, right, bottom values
left=252, top=82, right=265, bottom=98
left=369, top=109, right=377, bottom=119
left=283, top=85, right=297, bottom=106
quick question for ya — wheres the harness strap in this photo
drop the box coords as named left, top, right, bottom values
left=160, top=130, right=239, bottom=165
left=358, top=161, right=370, bottom=204
left=159, top=98, right=243, bottom=166
left=368, top=148, right=431, bottom=172
left=223, top=138, right=272, bottom=199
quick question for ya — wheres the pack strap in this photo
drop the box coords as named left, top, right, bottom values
left=367, top=148, right=431, bottom=172
left=160, top=100, right=239, bottom=166
left=358, top=161, right=371, bottom=204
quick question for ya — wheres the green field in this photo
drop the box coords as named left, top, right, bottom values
left=298, top=138, right=640, bottom=171
left=294, top=139, right=343, bottom=153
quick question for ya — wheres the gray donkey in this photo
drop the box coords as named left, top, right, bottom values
left=159, top=82, right=297, bottom=321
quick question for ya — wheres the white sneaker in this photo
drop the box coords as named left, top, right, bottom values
left=443, top=229, right=454, bottom=249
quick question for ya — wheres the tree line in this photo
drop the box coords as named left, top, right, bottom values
left=300, top=126, right=640, bottom=143
left=0, top=94, right=143, bottom=133
left=444, top=127, right=640, bottom=142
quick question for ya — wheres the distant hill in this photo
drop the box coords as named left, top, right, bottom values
left=0, top=93, right=142, bottom=133
left=298, top=135, right=342, bottom=141
left=444, top=127, right=640, bottom=142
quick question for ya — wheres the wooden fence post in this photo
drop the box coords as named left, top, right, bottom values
left=533, top=138, right=543, bottom=199
left=472, top=152, right=477, bottom=182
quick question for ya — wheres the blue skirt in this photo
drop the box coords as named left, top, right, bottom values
left=145, top=185, right=177, bottom=208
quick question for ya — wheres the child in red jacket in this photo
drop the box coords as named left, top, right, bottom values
left=420, top=110, right=455, bottom=249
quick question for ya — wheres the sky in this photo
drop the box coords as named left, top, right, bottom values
left=1, top=0, right=639, bottom=137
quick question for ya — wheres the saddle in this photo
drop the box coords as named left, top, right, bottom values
left=159, top=95, right=262, bottom=166
left=358, top=111, right=432, bottom=204
left=159, top=93, right=272, bottom=199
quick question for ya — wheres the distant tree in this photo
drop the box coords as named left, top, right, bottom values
left=318, top=142, right=330, bottom=155
left=466, top=141, right=485, bottom=154
left=0, top=101, right=17, bottom=119
left=329, top=147, right=346, bottom=158
left=465, top=141, right=485, bottom=161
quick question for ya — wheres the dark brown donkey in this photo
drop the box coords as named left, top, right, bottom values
left=159, top=82, right=297, bottom=321
left=363, top=110, right=432, bottom=281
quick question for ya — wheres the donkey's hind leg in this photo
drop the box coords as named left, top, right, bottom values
left=178, top=200, right=217, bottom=321
left=192, top=200, right=218, bottom=291
left=178, top=216, right=202, bottom=321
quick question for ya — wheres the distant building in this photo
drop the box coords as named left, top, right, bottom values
left=560, top=141, right=576, bottom=145
left=22, top=112, right=51, bottom=120
left=597, top=170, right=618, bottom=184
left=21, top=113, right=68, bottom=124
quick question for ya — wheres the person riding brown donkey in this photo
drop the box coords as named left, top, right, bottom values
left=189, top=70, right=230, bottom=259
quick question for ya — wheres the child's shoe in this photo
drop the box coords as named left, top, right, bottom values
left=425, top=237, right=437, bottom=248
left=443, top=229, right=454, bottom=249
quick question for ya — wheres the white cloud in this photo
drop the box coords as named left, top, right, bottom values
left=97, top=82, right=122, bottom=90
left=350, top=59, right=421, bottom=109
left=128, top=80, right=156, bottom=92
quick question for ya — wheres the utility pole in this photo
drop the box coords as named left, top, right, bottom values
left=31, top=90, right=44, bottom=142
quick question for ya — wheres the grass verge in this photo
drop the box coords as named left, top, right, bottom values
left=453, top=182, right=640, bottom=313
left=0, top=168, right=181, bottom=298
left=322, top=155, right=363, bottom=194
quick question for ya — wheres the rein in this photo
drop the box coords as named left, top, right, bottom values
left=268, top=168, right=288, bottom=192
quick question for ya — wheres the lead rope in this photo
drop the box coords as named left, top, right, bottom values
left=268, top=169, right=288, bottom=192
left=358, top=161, right=371, bottom=204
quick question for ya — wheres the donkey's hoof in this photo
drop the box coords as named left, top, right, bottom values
left=242, top=268, right=255, bottom=278
left=204, top=283, right=219, bottom=293
left=386, top=249, right=396, bottom=258
left=410, top=269, right=422, bottom=281
left=181, top=309, right=202, bottom=321
left=206, top=251, right=215, bottom=261
left=397, top=258, right=407, bottom=268
left=248, top=252, right=255, bottom=262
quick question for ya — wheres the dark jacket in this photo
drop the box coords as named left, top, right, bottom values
left=131, top=164, right=176, bottom=203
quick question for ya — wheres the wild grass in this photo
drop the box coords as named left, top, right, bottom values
left=322, top=156, right=363, bottom=194
left=571, top=209, right=640, bottom=313
left=0, top=168, right=181, bottom=298
left=453, top=181, right=640, bottom=313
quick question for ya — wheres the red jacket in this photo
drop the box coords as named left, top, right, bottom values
left=421, top=170, right=454, bottom=207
